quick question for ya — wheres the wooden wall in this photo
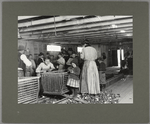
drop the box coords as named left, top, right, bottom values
left=18, top=40, right=79, bottom=59
left=18, top=39, right=132, bottom=67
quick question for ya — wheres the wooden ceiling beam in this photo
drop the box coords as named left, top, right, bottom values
left=18, top=15, right=87, bottom=27
left=64, top=28, right=133, bottom=36
left=20, top=23, right=133, bottom=36
left=21, top=32, right=132, bottom=42
left=50, top=30, right=133, bottom=39
left=18, top=16, right=133, bottom=43
left=18, top=16, right=39, bottom=20
left=20, top=29, right=132, bottom=40
left=19, top=17, right=132, bottom=33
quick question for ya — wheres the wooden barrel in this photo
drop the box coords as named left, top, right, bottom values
left=41, top=71, right=69, bottom=95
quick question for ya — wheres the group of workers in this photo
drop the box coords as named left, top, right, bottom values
left=18, top=41, right=107, bottom=98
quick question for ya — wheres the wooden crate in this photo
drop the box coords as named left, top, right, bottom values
left=18, top=77, right=40, bottom=104
left=41, top=71, right=69, bottom=95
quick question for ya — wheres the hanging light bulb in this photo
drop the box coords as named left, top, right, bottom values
left=120, top=30, right=126, bottom=33
left=111, top=24, right=117, bottom=28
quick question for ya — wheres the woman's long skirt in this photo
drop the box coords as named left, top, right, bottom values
left=80, top=60, right=100, bottom=94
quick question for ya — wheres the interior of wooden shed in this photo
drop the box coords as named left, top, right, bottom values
left=18, top=15, right=133, bottom=104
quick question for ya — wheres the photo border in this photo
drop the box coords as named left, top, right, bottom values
left=2, top=1, right=149, bottom=123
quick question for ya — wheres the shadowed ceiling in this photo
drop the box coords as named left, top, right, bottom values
left=18, top=15, right=133, bottom=45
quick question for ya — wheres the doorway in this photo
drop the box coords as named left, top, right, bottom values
left=117, top=49, right=124, bottom=67
left=112, top=49, right=124, bottom=67
left=112, top=50, right=118, bottom=66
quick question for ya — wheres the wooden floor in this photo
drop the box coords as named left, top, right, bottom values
left=106, top=75, right=133, bottom=104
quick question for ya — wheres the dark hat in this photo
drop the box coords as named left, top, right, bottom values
left=18, top=45, right=25, bottom=51
left=83, top=39, right=91, bottom=47
left=98, top=57, right=103, bottom=61
left=58, top=52, right=63, bottom=56
left=39, top=52, right=44, bottom=56
left=72, top=51, right=76, bottom=54
left=84, top=39, right=89, bottom=43
left=68, top=48, right=73, bottom=51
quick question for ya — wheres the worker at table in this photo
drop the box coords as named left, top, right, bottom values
left=56, top=52, right=65, bottom=70
left=36, top=58, right=55, bottom=76
left=36, top=58, right=55, bottom=98
left=37, top=52, right=45, bottom=66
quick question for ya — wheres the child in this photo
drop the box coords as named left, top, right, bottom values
left=36, top=58, right=55, bottom=76
left=67, top=60, right=80, bottom=98
left=97, top=57, right=106, bottom=91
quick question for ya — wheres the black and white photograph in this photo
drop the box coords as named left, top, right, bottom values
left=18, top=15, right=133, bottom=104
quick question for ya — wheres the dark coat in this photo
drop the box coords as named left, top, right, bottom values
left=68, top=66, right=80, bottom=80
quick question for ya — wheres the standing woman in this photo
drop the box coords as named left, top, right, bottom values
left=80, top=42, right=100, bottom=95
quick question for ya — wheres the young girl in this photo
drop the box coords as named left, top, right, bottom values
left=67, top=60, right=80, bottom=98
left=97, top=57, right=106, bottom=91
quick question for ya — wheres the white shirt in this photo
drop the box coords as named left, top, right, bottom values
left=81, top=46, right=97, bottom=61
left=36, top=62, right=55, bottom=73
left=20, top=54, right=32, bottom=66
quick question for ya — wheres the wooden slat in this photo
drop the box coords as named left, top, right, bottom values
left=20, top=23, right=133, bottom=37
left=20, top=26, right=132, bottom=40
left=18, top=92, right=37, bottom=101
left=18, top=16, right=39, bottom=20
left=18, top=80, right=38, bottom=86
left=18, top=77, right=40, bottom=82
left=18, top=77, right=39, bottom=104
left=18, top=16, right=87, bottom=27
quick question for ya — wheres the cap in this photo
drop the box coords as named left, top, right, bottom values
left=39, top=52, right=44, bottom=56
left=18, top=45, right=25, bottom=51
left=68, top=48, right=73, bottom=51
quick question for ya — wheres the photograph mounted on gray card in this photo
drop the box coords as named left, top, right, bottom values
left=18, top=15, right=133, bottom=104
